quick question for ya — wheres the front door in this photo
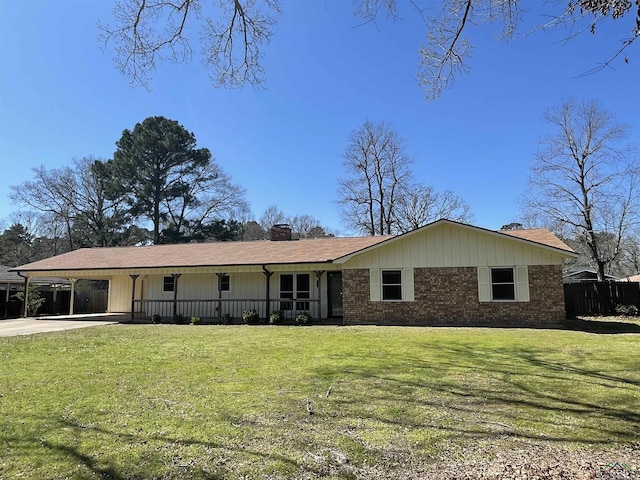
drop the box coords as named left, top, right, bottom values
left=327, top=272, right=343, bottom=317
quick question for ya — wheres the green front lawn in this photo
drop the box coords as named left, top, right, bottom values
left=0, top=324, right=638, bottom=479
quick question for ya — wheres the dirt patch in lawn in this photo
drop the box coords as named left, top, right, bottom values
left=299, top=441, right=640, bottom=479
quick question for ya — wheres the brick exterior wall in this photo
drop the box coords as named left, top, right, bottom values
left=343, top=265, right=565, bottom=327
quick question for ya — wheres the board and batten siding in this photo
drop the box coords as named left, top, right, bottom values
left=343, top=224, right=567, bottom=270
left=147, top=272, right=265, bottom=300
left=108, top=275, right=141, bottom=312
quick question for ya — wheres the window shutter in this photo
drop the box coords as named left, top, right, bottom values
left=403, top=268, right=414, bottom=301
left=477, top=267, right=490, bottom=302
left=370, top=268, right=381, bottom=301
left=516, top=266, right=530, bottom=302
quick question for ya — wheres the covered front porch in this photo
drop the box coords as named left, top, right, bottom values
left=122, top=266, right=345, bottom=323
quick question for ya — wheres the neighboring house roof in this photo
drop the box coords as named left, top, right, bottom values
left=10, top=219, right=576, bottom=274
left=620, top=274, right=640, bottom=282
left=563, top=268, right=618, bottom=283
left=0, top=265, right=23, bottom=283
left=0, top=265, right=70, bottom=284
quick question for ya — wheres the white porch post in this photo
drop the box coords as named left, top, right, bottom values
left=69, top=278, right=77, bottom=315
left=22, top=277, right=29, bottom=318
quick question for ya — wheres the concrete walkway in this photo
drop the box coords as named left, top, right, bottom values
left=0, top=313, right=126, bottom=337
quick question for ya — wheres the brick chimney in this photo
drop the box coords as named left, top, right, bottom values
left=270, top=224, right=292, bottom=241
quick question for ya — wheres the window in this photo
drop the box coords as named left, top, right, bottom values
left=280, top=273, right=310, bottom=311
left=218, top=274, right=230, bottom=292
left=163, top=276, right=175, bottom=292
left=491, top=268, right=515, bottom=301
left=382, top=270, right=402, bottom=301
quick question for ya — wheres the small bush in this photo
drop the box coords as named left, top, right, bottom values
left=190, top=316, right=202, bottom=325
left=242, top=309, right=260, bottom=324
left=150, top=314, right=162, bottom=324
left=269, top=311, right=283, bottom=325
left=221, top=313, right=233, bottom=325
left=615, top=304, right=639, bottom=316
left=174, top=314, right=187, bottom=325
left=295, top=312, right=312, bottom=326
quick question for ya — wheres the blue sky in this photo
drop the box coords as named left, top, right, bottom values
left=0, top=1, right=638, bottom=235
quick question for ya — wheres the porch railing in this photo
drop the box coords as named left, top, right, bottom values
left=132, top=298, right=320, bottom=322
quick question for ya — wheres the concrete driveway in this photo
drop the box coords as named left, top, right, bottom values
left=0, top=313, right=126, bottom=337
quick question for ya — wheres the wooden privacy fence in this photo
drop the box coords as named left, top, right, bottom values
left=564, top=281, right=640, bottom=316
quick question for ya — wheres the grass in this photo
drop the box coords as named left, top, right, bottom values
left=0, top=323, right=639, bottom=479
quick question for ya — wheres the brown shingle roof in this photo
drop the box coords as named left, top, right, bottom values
left=11, top=222, right=575, bottom=274
left=499, top=228, right=574, bottom=252
left=12, top=236, right=393, bottom=272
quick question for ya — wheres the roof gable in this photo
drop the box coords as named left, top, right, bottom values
left=334, top=219, right=576, bottom=263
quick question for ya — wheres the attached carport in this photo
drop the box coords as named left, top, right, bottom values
left=0, top=265, right=71, bottom=318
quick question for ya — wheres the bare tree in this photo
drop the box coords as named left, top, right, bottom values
left=100, top=1, right=639, bottom=98
left=338, top=121, right=412, bottom=236
left=100, top=0, right=281, bottom=90
left=523, top=99, right=639, bottom=281
left=357, top=1, right=640, bottom=100
left=258, top=205, right=287, bottom=231
left=394, top=184, right=472, bottom=232
left=257, top=206, right=332, bottom=238
left=163, top=160, right=250, bottom=240
left=10, top=165, right=79, bottom=251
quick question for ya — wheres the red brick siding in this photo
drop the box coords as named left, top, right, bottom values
left=343, top=265, right=564, bottom=326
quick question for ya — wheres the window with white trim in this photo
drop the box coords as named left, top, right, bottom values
left=491, top=267, right=515, bottom=301
left=382, top=270, right=402, bottom=301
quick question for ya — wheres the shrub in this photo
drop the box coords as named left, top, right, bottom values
left=615, top=304, right=639, bottom=316
left=174, top=314, right=187, bottom=325
left=221, top=313, right=233, bottom=325
left=269, top=310, right=283, bottom=325
left=295, top=312, right=312, bottom=326
left=190, top=316, right=202, bottom=325
left=12, top=285, right=46, bottom=317
left=150, top=314, right=162, bottom=324
left=242, top=309, right=260, bottom=324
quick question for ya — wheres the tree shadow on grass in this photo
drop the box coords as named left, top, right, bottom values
left=313, top=340, right=640, bottom=447
left=3, top=416, right=311, bottom=480
left=561, top=317, right=640, bottom=334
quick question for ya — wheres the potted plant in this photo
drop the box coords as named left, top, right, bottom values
left=242, top=309, right=260, bottom=324
left=190, top=316, right=202, bottom=325
left=295, top=312, right=312, bottom=326
left=269, top=310, right=283, bottom=325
